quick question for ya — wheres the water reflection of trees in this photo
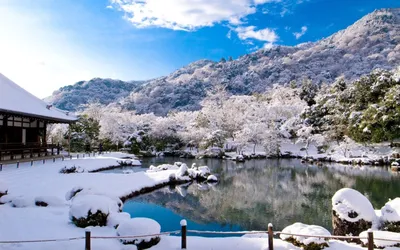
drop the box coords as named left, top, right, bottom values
left=134, top=159, right=400, bottom=231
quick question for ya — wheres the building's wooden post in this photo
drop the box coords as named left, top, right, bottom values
left=181, top=219, right=187, bottom=249
left=17, top=161, right=19, bottom=168
left=367, top=229, right=374, bottom=250
left=268, top=223, right=274, bottom=250
left=68, top=125, right=71, bottom=157
left=85, top=230, right=91, bottom=250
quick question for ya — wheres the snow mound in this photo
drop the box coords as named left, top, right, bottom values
left=207, top=175, right=218, bottom=182
left=148, top=164, right=178, bottom=172
left=65, top=187, right=123, bottom=211
left=176, top=163, right=189, bottom=178
left=381, top=198, right=400, bottom=222
left=360, top=230, right=400, bottom=248
left=69, top=194, right=121, bottom=227
left=280, top=223, right=331, bottom=246
left=107, top=212, right=131, bottom=228
left=35, top=196, right=65, bottom=207
left=117, top=218, right=161, bottom=247
left=0, top=181, right=8, bottom=195
left=9, top=196, right=35, bottom=207
left=332, top=188, right=377, bottom=222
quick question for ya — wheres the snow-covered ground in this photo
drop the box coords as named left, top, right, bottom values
left=0, top=153, right=398, bottom=250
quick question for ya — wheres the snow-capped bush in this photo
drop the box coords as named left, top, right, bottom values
left=280, top=223, right=331, bottom=249
left=35, top=196, right=65, bottom=207
left=0, top=182, right=8, bottom=198
left=381, top=198, right=400, bottom=232
left=59, top=165, right=85, bottom=174
left=8, top=196, right=35, bottom=208
left=65, top=187, right=123, bottom=211
left=176, top=163, right=189, bottom=178
left=332, top=188, right=377, bottom=239
left=69, top=194, right=121, bottom=228
left=207, top=175, right=218, bottom=182
left=117, top=218, right=161, bottom=248
left=107, top=212, right=131, bottom=229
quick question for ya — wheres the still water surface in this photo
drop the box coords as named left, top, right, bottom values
left=120, top=157, right=400, bottom=235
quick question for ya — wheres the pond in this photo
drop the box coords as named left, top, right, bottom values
left=120, top=157, right=400, bottom=236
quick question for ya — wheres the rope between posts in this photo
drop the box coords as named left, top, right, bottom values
left=91, top=230, right=181, bottom=239
left=0, top=237, right=85, bottom=244
left=275, top=232, right=367, bottom=240
left=374, top=237, right=400, bottom=243
left=187, top=230, right=268, bottom=235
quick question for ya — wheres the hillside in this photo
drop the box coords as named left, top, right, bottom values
left=48, top=8, right=400, bottom=115
left=45, top=78, right=143, bottom=111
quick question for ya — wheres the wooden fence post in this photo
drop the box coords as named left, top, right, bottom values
left=0, top=163, right=2, bottom=171
left=181, top=219, right=187, bottom=249
left=17, top=161, right=19, bottom=168
left=85, top=230, right=91, bottom=250
left=268, top=223, right=274, bottom=250
left=31, top=160, right=33, bottom=166
left=368, top=229, right=374, bottom=250
left=53, top=157, right=55, bottom=163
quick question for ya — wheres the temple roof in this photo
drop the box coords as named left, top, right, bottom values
left=0, top=73, right=77, bottom=123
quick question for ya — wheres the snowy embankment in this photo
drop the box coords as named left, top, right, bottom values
left=0, top=153, right=398, bottom=250
left=224, top=140, right=400, bottom=168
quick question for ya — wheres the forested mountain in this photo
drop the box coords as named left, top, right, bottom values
left=48, top=8, right=400, bottom=115
left=45, top=78, right=143, bottom=111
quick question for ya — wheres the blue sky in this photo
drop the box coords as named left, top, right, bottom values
left=0, top=0, right=399, bottom=98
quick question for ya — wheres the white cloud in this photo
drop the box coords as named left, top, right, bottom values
left=110, top=0, right=278, bottom=31
left=293, top=26, right=308, bottom=39
left=235, top=26, right=278, bottom=43
left=0, top=3, right=126, bottom=98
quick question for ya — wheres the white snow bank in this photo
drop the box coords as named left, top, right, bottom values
left=69, top=194, right=120, bottom=219
left=66, top=187, right=123, bottom=210
left=381, top=198, right=400, bottom=222
left=332, top=188, right=377, bottom=222
left=148, top=164, right=178, bottom=172
left=280, top=222, right=331, bottom=245
left=35, top=196, right=66, bottom=207
left=107, top=212, right=131, bottom=228
left=176, top=163, right=189, bottom=178
left=117, top=218, right=161, bottom=243
left=360, top=230, right=400, bottom=248
left=1, top=195, right=35, bottom=207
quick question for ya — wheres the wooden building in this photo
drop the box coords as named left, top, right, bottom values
left=0, top=73, right=77, bottom=161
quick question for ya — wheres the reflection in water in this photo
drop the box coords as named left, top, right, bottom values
left=124, top=157, right=400, bottom=232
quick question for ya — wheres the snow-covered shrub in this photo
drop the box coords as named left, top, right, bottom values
left=207, top=175, right=218, bottom=182
left=117, top=218, right=161, bottom=249
left=332, top=188, right=377, bottom=241
left=65, top=187, right=123, bottom=211
left=0, top=182, right=8, bottom=199
left=381, top=198, right=400, bottom=232
left=65, top=187, right=86, bottom=200
left=7, top=196, right=35, bottom=207
left=280, top=223, right=331, bottom=250
left=360, top=230, right=400, bottom=248
left=69, top=194, right=121, bottom=228
left=59, top=165, right=85, bottom=174
left=107, top=212, right=131, bottom=229
left=175, top=163, right=189, bottom=178
left=35, top=196, right=65, bottom=207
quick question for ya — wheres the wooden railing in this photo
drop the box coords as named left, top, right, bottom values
left=0, top=143, right=60, bottom=161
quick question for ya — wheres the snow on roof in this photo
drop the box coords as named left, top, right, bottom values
left=0, top=73, right=77, bottom=123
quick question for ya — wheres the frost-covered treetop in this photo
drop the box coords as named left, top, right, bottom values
left=49, top=8, right=400, bottom=115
